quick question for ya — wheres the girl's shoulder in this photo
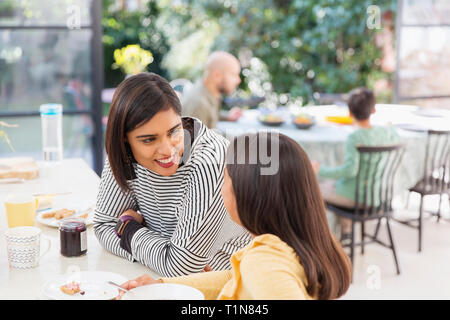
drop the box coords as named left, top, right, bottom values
left=238, top=234, right=297, bottom=262
left=237, top=234, right=307, bottom=283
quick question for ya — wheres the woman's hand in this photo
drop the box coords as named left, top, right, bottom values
left=116, top=274, right=163, bottom=300
left=120, top=209, right=144, bottom=224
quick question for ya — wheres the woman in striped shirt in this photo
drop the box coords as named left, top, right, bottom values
left=94, top=73, right=251, bottom=277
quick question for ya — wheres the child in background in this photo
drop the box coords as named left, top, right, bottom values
left=119, top=132, right=351, bottom=300
left=314, top=88, right=400, bottom=243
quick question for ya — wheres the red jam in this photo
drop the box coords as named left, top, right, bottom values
left=60, top=220, right=87, bottom=257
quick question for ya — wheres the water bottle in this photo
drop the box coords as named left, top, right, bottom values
left=40, top=103, right=63, bottom=162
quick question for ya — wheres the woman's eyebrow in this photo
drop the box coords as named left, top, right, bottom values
left=168, top=123, right=182, bottom=132
left=136, top=123, right=182, bottom=139
left=136, top=133, right=157, bottom=139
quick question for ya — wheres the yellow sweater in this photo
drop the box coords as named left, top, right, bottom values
left=161, top=234, right=315, bottom=300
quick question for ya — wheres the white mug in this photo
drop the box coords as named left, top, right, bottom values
left=5, top=226, right=51, bottom=269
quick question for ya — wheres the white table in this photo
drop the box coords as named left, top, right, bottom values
left=0, top=159, right=159, bottom=299
left=217, top=104, right=450, bottom=196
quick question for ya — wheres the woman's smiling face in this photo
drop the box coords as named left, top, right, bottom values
left=126, top=107, right=184, bottom=176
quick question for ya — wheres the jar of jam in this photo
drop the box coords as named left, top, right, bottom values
left=60, top=219, right=87, bottom=257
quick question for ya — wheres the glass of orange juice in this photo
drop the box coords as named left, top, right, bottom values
left=4, top=194, right=36, bottom=227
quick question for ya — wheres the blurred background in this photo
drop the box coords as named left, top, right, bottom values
left=0, top=0, right=449, bottom=174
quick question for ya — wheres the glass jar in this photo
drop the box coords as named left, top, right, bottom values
left=59, top=219, right=87, bottom=257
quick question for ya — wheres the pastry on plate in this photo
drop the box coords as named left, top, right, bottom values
left=42, top=208, right=75, bottom=220
left=60, top=281, right=83, bottom=295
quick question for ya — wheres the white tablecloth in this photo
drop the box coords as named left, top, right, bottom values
left=217, top=104, right=450, bottom=196
left=0, top=159, right=159, bottom=299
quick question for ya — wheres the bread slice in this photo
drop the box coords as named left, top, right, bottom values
left=54, top=209, right=76, bottom=220
left=42, top=208, right=76, bottom=219
left=0, top=157, right=39, bottom=180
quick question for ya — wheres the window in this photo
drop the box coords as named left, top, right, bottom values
left=0, top=0, right=104, bottom=174
left=395, top=0, right=450, bottom=109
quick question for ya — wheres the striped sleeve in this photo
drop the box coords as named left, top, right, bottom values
left=129, top=144, right=230, bottom=277
left=93, top=160, right=138, bottom=262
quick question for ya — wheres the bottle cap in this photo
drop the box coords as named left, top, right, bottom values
left=40, top=104, right=63, bottom=116
left=59, top=219, right=86, bottom=232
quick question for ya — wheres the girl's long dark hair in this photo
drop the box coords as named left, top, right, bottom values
left=226, top=132, right=351, bottom=300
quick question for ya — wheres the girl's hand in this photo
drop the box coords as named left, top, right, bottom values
left=122, top=274, right=162, bottom=290
left=203, top=264, right=212, bottom=272
left=116, top=275, right=163, bottom=300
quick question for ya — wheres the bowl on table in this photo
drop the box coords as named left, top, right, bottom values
left=293, top=114, right=315, bottom=129
left=258, top=114, right=285, bottom=127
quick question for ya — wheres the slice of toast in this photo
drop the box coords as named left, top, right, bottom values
left=55, top=209, right=76, bottom=220
left=0, top=157, right=39, bottom=180
left=42, top=208, right=76, bottom=219
left=42, top=210, right=57, bottom=219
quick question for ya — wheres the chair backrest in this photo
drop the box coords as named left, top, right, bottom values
left=354, top=144, right=404, bottom=217
left=422, top=130, right=450, bottom=193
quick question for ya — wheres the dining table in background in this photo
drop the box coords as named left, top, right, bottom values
left=217, top=104, right=450, bottom=202
left=0, top=159, right=159, bottom=300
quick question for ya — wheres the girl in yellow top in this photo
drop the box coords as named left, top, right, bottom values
left=120, top=132, right=352, bottom=300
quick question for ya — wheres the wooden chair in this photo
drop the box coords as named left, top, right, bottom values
left=326, top=144, right=404, bottom=279
left=395, top=129, right=450, bottom=252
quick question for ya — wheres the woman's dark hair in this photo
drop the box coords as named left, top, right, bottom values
left=347, top=87, right=375, bottom=121
left=105, top=72, right=182, bottom=192
left=226, top=132, right=352, bottom=300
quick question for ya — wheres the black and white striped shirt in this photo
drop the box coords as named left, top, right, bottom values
left=94, top=117, right=251, bottom=277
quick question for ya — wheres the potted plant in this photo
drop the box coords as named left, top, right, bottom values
left=112, top=44, right=154, bottom=77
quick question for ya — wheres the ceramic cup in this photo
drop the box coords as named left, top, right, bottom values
left=5, top=226, right=51, bottom=269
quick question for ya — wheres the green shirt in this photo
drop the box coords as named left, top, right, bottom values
left=319, top=125, right=400, bottom=204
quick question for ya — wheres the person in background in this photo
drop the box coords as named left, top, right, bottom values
left=119, top=133, right=352, bottom=300
left=312, top=88, right=400, bottom=243
left=181, top=51, right=243, bottom=129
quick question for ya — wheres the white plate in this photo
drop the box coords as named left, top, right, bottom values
left=122, top=283, right=205, bottom=300
left=36, top=206, right=94, bottom=228
left=42, top=271, right=127, bottom=300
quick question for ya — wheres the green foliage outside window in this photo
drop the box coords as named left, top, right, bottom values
left=102, top=0, right=395, bottom=104
left=102, top=0, right=169, bottom=87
